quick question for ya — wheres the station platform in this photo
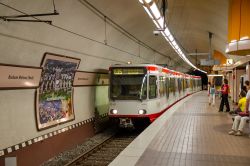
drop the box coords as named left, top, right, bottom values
left=110, top=91, right=250, bottom=166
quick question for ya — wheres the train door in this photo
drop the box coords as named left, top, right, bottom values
left=148, top=75, right=158, bottom=99
left=182, top=78, right=185, bottom=96
left=187, top=78, right=189, bottom=94
left=159, top=75, right=165, bottom=98
left=159, top=75, right=168, bottom=109
left=165, top=76, right=170, bottom=99
left=148, top=74, right=160, bottom=114
left=183, top=78, right=186, bottom=95
left=177, top=77, right=182, bottom=98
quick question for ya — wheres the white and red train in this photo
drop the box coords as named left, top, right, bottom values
left=108, top=64, right=202, bottom=127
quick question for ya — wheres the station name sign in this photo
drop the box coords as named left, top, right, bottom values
left=73, top=71, right=96, bottom=86
left=73, top=71, right=109, bottom=86
left=0, top=64, right=42, bottom=89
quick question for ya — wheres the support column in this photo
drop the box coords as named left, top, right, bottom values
left=233, top=68, right=237, bottom=103
left=246, top=62, right=250, bottom=81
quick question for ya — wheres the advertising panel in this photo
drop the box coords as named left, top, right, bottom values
left=36, top=53, right=80, bottom=130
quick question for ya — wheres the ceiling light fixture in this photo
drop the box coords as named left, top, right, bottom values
left=240, top=36, right=249, bottom=40
left=207, top=74, right=224, bottom=77
left=139, top=0, right=207, bottom=73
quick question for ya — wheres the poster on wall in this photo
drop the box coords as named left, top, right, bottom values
left=36, top=53, right=80, bottom=130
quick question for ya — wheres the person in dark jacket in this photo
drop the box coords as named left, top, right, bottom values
left=219, top=79, right=230, bottom=112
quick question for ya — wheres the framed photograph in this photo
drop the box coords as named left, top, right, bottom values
left=36, top=52, right=80, bottom=130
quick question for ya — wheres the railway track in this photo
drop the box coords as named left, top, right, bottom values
left=65, top=129, right=143, bottom=166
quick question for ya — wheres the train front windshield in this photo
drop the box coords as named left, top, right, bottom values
left=110, top=68, right=147, bottom=100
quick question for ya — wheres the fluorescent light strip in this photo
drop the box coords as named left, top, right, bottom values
left=139, top=0, right=207, bottom=73
left=164, top=28, right=170, bottom=36
left=157, top=17, right=165, bottom=29
left=172, top=41, right=177, bottom=47
left=164, top=30, right=200, bottom=70
left=139, top=0, right=153, bottom=4
left=150, top=3, right=161, bottom=19
left=168, top=35, right=174, bottom=42
left=143, top=6, right=153, bottom=19
left=152, top=19, right=160, bottom=28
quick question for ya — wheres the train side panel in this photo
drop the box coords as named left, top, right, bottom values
left=108, top=64, right=202, bottom=127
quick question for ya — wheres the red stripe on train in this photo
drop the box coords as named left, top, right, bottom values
left=147, top=66, right=158, bottom=71
left=109, top=93, right=192, bottom=122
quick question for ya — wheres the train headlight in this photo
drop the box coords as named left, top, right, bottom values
left=138, top=109, right=147, bottom=115
left=110, top=109, right=118, bottom=114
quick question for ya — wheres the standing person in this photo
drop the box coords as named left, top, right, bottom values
left=219, top=79, right=230, bottom=112
left=209, top=83, right=216, bottom=106
left=207, top=82, right=211, bottom=96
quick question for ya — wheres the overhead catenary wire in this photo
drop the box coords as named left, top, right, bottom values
left=0, top=1, right=188, bottom=69
left=104, top=16, right=107, bottom=45
left=0, top=2, right=149, bottom=61
left=52, top=0, right=57, bottom=13
left=78, top=0, right=172, bottom=60
left=78, top=0, right=188, bottom=69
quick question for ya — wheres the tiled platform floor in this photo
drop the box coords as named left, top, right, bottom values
left=136, top=91, right=250, bottom=166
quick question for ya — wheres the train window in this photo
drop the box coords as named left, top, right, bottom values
left=191, top=79, right=194, bottom=90
left=149, top=76, right=157, bottom=99
left=169, top=77, right=175, bottom=95
left=169, top=78, right=172, bottom=93
left=140, top=76, right=147, bottom=99
left=178, top=78, right=182, bottom=93
left=165, top=77, right=169, bottom=98
left=186, top=79, right=189, bottom=89
left=174, top=78, right=177, bottom=94
left=182, top=79, right=185, bottom=92
left=159, top=76, right=165, bottom=97
left=163, top=77, right=166, bottom=96
left=110, top=74, right=147, bottom=100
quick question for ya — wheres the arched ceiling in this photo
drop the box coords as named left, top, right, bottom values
left=85, top=0, right=232, bottom=71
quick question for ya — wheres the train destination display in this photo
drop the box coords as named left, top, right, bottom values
left=112, top=68, right=146, bottom=75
